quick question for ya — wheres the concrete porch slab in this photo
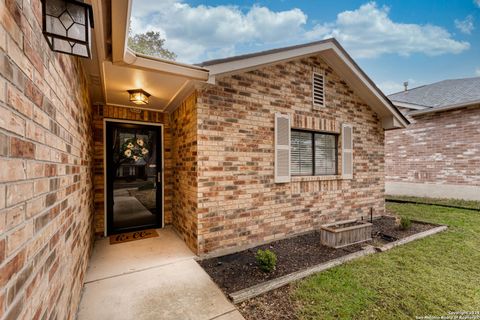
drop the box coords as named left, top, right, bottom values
left=78, top=227, right=244, bottom=320
left=85, top=227, right=195, bottom=282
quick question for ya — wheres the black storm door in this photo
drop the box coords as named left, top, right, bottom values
left=106, top=121, right=162, bottom=235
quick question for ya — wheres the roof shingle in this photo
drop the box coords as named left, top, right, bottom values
left=388, top=77, right=480, bottom=109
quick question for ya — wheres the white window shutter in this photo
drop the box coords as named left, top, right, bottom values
left=342, top=124, right=353, bottom=179
left=274, top=113, right=291, bottom=183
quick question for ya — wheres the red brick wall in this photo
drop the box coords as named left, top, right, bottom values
left=385, top=105, right=480, bottom=186
left=0, top=0, right=94, bottom=319
left=195, top=56, right=385, bottom=254
left=170, top=93, right=198, bottom=252
left=92, top=105, right=173, bottom=235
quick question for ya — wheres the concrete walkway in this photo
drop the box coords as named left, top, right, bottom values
left=77, top=227, right=244, bottom=320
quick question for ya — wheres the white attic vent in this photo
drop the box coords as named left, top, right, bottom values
left=312, top=72, right=325, bottom=109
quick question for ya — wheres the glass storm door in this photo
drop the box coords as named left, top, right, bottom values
left=106, top=121, right=162, bottom=235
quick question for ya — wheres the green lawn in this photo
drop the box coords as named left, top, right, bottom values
left=386, top=195, right=480, bottom=210
left=293, top=201, right=480, bottom=320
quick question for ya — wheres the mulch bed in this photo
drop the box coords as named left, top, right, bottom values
left=237, top=284, right=299, bottom=320
left=371, top=216, right=436, bottom=245
left=230, top=216, right=439, bottom=320
left=200, top=216, right=438, bottom=296
left=199, top=232, right=365, bottom=294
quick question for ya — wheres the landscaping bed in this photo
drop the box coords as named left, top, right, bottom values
left=237, top=284, right=298, bottom=320
left=199, top=232, right=365, bottom=293
left=200, top=216, right=440, bottom=297
left=370, top=215, right=436, bottom=245
left=236, top=201, right=468, bottom=320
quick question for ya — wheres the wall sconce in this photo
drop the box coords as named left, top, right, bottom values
left=128, top=89, right=150, bottom=105
left=41, top=0, right=94, bottom=58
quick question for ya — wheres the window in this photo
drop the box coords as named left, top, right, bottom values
left=291, top=130, right=337, bottom=176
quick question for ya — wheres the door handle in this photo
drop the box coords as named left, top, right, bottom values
left=157, top=172, right=161, bottom=183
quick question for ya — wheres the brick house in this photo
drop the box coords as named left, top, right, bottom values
left=385, top=77, right=480, bottom=200
left=0, top=0, right=408, bottom=319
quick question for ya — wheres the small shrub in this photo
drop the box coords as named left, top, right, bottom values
left=399, top=216, right=412, bottom=230
left=255, top=249, right=277, bottom=272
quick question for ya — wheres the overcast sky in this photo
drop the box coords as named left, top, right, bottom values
left=130, top=0, right=480, bottom=94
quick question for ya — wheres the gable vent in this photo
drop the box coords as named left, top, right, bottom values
left=312, top=72, right=325, bottom=109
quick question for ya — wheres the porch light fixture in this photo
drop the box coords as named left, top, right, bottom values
left=41, top=0, right=94, bottom=58
left=128, top=89, right=151, bottom=105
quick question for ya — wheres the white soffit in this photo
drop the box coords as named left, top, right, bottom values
left=86, top=0, right=209, bottom=112
left=103, top=61, right=190, bottom=111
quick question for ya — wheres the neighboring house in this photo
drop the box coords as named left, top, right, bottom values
left=385, top=77, right=480, bottom=200
left=0, top=0, right=407, bottom=319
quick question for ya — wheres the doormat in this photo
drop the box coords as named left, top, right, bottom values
left=110, top=229, right=159, bottom=245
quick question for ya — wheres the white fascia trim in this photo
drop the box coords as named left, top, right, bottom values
left=408, top=99, right=480, bottom=116
left=129, top=52, right=208, bottom=80
left=391, top=101, right=429, bottom=110
left=206, top=42, right=335, bottom=77
left=90, top=0, right=108, bottom=105
left=205, top=41, right=408, bottom=128
left=110, top=0, right=209, bottom=81
left=329, top=46, right=409, bottom=128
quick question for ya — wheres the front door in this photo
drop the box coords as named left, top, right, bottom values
left=106, top=121, right=162, bottom=235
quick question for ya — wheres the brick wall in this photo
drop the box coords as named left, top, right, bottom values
left=170, top=93, right=198, bottom=252
left=0, top=0, right=94, bottom=319
left=92, top=105, right=172, bottom=235
left=385, top=104, right=480, bottom=186
left=195, top=56, right=385, bottom=254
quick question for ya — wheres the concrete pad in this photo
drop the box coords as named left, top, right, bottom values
left=85, top=227, right=195, bottom=282
left=78, top=259, right=241, bottom=320
left=213, top=310, right=246, bottom=320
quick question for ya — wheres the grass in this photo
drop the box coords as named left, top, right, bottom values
left=386, top=195, right=480, bottom=210
left=293, top=201, right=480, bottom=319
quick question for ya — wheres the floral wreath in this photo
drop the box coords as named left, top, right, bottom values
left=120, top=137, right=150, bottom=162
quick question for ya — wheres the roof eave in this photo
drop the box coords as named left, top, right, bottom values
left=408, top=100, right=480, bottom=116
left=203, top=38, right=409, bottom=129
left=390, top=100, right=430, bottom=110
left=110, top=0, right=209, bottom=81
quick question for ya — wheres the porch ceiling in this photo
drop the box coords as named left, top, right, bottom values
left=102, top=61, right=190, bottom=111
left=82, top=0, right=209, bottom=113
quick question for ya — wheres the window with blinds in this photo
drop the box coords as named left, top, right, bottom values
left=291, top=130, right=337, bottom=176
left=291, top=131, right=313, bottom=175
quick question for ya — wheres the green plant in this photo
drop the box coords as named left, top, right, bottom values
left=128, top=30, right=177, bottom=60
left=255, top=249, right=277, bottom=272
left=399, top=216, right=412, bottom=230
